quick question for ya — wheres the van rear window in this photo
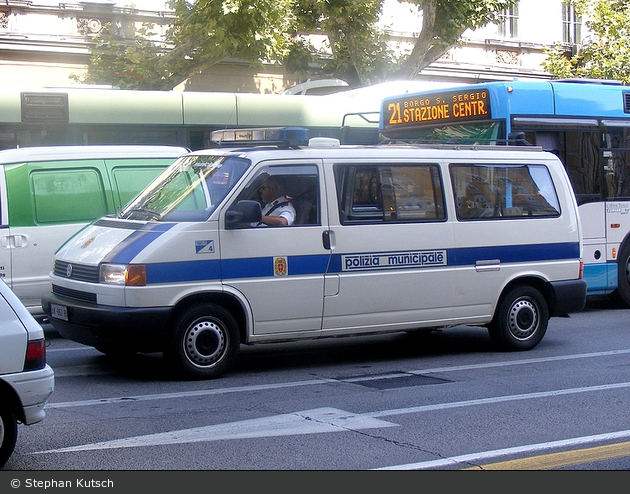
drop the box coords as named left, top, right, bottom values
left=451, top=163, right=561, bottom=219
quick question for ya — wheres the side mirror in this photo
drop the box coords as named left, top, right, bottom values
left=225, top=200, right=262, bottom=228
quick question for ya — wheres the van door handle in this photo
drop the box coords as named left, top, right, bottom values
left=322, top=230, right=332, bottom=250
left=13, top=235, right=27, bottom=248
left=1, top=235, right=27, bottom=248
left=475, top=259, right=500, bottom=272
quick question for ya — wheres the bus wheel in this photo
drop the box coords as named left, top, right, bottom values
left=165, top=303, right=240, bottom=380
left=614, top=241, right=630, bottom=307
left=0, top=402, right=18, bottom=469
left=488, top=285, right=548, bottom=351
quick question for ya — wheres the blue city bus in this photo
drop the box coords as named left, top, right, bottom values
left=380, top=79, right=630, bottom=306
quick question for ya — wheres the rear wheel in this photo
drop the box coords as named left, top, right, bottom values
left=0, top=402, right=18, bottom=469
left=164, top=303, right=240, bottom=379
left=488, top=285, right=548, bottom=351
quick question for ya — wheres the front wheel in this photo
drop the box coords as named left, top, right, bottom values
left=488, top=285, right=549, bottom=351
left=164, top=303, right=240, bottom=380
left=0, top=402, right=18, bottom=469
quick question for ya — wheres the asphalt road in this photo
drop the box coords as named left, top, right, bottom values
left=4, top=297, right=630, bottom=472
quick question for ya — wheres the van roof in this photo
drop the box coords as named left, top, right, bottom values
left=190, top=142, right=549, bottom=162
left=0, top=145, right=189, bottom=164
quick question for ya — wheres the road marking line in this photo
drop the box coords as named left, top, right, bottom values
left=375, top=430, right=630, bottom=470
left=46, top=348, right=630, bottom=409
left=31, top=408, right=397, bottom=454
left=462, top=441, right=630, bottom=470
left=33, top=382, right=630, bottom=456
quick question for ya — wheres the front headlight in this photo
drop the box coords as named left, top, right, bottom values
left=99, top=264, right=146, bottom=286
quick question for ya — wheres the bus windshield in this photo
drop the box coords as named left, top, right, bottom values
left=119, top=155, right=250, bottom=221
left=398, top=122, right=502, bottom=145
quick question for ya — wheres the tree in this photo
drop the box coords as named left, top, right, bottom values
left=75, top=0, right=518, bottom=90
left=73, top=0, right=294, bottom=90
left=394, top=0, right=518, bottom=79
left=543, top=0, right=630, bottom=84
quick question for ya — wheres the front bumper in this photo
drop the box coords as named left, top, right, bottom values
left=42, top=292, right=172, bottom=353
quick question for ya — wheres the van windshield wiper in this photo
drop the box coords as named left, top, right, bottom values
left=120, top=208, right=162, bottom=221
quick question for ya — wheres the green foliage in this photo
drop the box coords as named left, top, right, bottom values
left=398, top=0, right=518, bottom=76
left=543, top=0, right=630, bottom=84
left=287, top=0, right=396, bottom=85
left=75, top=0, right=519, bottom=90
left=71, top=23, right=175, bottom=89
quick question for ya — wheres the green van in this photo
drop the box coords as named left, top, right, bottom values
left=0, top=145, right=188, bottom=316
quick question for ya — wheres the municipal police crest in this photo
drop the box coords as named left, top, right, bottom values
left=274, top=257, right=288, bottom=276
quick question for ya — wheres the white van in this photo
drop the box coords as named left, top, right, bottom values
left=42, top=129, right=587, bottom=379
left=0, top=278, right=54, bottom=469
left=0, top=145, right=187, bottom=316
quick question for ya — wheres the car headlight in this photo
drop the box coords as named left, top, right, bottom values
left=99, top=264, right=146, bottom=286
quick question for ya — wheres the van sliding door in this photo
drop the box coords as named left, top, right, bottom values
left=322, top=161, right=457, bottom=334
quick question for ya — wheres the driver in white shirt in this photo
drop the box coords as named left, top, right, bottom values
left=258, top=176, right=296, bottom=226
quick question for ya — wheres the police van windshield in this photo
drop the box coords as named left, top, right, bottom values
left=119, top=155, right=250, bottom=221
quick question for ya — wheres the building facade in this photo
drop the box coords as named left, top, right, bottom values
left=0, top=0, right=584, bottom=92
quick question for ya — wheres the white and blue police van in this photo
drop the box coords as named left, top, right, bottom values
left=42, top=127, right=587, bottom=379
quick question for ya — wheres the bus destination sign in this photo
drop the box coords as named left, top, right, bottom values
left=381, top=88, right=491, bottom=133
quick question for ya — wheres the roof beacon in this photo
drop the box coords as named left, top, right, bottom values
left=211, top=127, right=309, bottom=148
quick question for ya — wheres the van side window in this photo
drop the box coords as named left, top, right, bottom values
left=108, top=160, right=174, bottom=207
left=451, top=163, right=561, bottom=220
left=29, top=169, right=107, bottom=224
left=231, top=164, right=320, bottom=226
left=336, top=164, right=445, bottom=224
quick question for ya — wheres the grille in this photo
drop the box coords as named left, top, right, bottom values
left=54, top=260, right=99, bottom=282
left=52, top=284, right=97, bottom=303
left=625, top=92, right=630, bottom=114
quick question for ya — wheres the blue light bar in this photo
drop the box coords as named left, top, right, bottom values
left=211, top=127, right=309, bottom=147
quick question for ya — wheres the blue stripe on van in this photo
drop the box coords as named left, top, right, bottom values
left=104, top=223, right=177, bottom=264
left=144, top=254, right=332, bottom=284
left=140, top=242, right=579, bottom=285
left=449, top=242, right=580, bottom=265
left=147, top=259, right=222, bottom=283
left=326, top=242, right=580, bottom=273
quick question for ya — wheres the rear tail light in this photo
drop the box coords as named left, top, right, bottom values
left=24, top=339, right=46, bottom=371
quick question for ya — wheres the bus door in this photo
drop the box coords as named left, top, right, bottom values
left=601, top=124, right=630, bottom=299
left=602, top=124, right=630, bottom=244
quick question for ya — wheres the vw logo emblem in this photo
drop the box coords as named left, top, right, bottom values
left=66, top=264, right=73, bottom=277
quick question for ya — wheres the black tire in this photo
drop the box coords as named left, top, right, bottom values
left=613, top=241, right=630, bottom=307
left=488, top=285, right=549, bottom=351
left=164, top=303, right=240, bottom=379
left=0, top=402, right=18, bottom=469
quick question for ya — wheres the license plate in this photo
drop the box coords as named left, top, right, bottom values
left=50, top=303, right=68, bottom=321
